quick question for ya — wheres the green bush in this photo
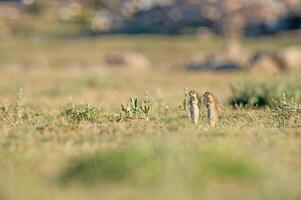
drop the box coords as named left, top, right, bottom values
left=62, top=103, right=100, bottom=123
left=229, top=80, right=301, bottom=107
left=118, top=97, right=151, bottom=121
left=60, top=146, right=161, bottom=185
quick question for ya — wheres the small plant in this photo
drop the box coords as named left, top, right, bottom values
left=121, top=97, right=139, bottom=117
left=0, top=89, right=44, bottom=124
left=140, top=100, right=151, bottom=117
left=229, top=80, right=301, bottom=107
left=182, top=88, right=189, bottom=112
left=15, top=87, right=23, bottom=121
left=62, top=103, right=100, bottom=123
left=2, top=87, right=26, bottom=123
left=119, top=97, right=151, bottom=120
left=272, top=94, right=301, bottom=127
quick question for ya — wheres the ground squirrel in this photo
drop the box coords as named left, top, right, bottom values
left=188, top=90, right=201, bottom=125
left=203, top=91, right=218, bottom=126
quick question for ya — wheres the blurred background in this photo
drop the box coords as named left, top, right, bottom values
left=0, top=0, right=301, bottom=108
left=1, top=0, right=301, bottom=36
left=0, top=0, right=300, bottom=73
left=1, top=1, right=301, bottom=200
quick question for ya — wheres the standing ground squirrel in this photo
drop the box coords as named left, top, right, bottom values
left=203, top=91, right=219, bottom=127
left=188, top=90, right=201, bottom=125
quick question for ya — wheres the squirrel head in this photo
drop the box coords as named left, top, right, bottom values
left=189, top=90, right=199, bottom=101
left=203, top=91, right=216, bottom=104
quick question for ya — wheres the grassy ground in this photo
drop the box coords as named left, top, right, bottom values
left=0, top=35, right=301, bottom=200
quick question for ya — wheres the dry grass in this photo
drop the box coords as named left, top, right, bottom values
left=0, top=35, right=301, bottom=200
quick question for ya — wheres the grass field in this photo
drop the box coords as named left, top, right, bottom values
left=0, top=35, right=301, bottom=200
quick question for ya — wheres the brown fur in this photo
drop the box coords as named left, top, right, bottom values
left=203, top=91, right=218, bottom=126
left=188, top=90, right=200, bottom=125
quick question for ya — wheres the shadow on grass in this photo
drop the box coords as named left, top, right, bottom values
left=59, top=144, right=264, bottom=187
left=60, top=146, right=163, bottom=186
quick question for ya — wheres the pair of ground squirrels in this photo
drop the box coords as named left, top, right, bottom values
left=186, top=90, right=218, bottom=126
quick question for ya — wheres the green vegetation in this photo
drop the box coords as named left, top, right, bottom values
left=119, top=97, right=151, bottom=121
left=229, top=78, right=301, bottom=107
left=60, top=145, right=263, bottom=186
left=0, top=36, right=300, bottom=200
left=272, top=94, right=301, bottom=127
left=62, top=103, right=101, bottom=123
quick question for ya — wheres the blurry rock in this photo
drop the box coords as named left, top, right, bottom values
left=107, top=0, right=301, bottom=36
left=91, top=9, right=114, bottom=32
left=187, top=55, right=241, bottom=71
left=187, top=45, right=299, bottom=74
left=278, top=46, right=301, bottom=70
left=248, top=52, right=287, bottom=74
left=112, top=4, right=220, bottom=34
left=245, top=14, right=301, bottom=37
left=105, top=52, right=151, bottom=70
left=187, top=41, right=250, bottom=72
left=188, top=60, right=240, bottom=71
left=59, top=2, right=83, bottom=21
left=224, top=41, right=254, bottom=67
